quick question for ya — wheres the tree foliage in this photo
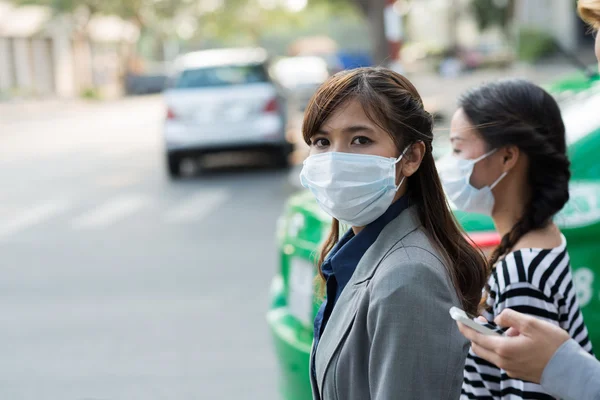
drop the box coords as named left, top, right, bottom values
left=470, top=0, right=515, bottom=31
left=10, top=0, right=363, bottom=34
left=10, top=0, right=380, bottom=60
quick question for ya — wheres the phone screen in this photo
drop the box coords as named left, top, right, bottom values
left=450, top=307, right=506, bottom=336
left=465, top=311, right=506, bottom=336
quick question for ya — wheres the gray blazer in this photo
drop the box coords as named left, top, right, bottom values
left=310, top=206, right=469, bottom=400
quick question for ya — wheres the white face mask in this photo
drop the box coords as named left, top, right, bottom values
left=439, top=149, right=507, bottom=216
left=299, top=147, right=409, bottom=227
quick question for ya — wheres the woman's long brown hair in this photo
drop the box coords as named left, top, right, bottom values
left=302, top=67, right=488, bottom=315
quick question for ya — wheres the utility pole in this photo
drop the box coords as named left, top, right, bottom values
left=448, top=0, right=459, bottom=54
left=384, top=0, right=404, bottom=73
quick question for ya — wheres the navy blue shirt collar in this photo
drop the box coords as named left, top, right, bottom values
left=324, top=194, right=412, bottom=291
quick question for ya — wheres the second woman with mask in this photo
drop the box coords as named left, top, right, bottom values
left=440, top=79, right=594, bottom=399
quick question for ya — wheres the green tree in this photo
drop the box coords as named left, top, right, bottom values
left=470, top=0, right=515, bottom=35
left=352, top=0, right=389, bottom=65
left=312, top=0, right=390, bottom=64
left=198, top=0, right=390, bottom=64
left=11, top=0, right=391, bottom=64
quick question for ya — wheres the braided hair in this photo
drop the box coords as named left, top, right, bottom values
left=459, top=79, right=570, bottom=268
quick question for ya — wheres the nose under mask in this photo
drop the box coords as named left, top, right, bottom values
left=438, top=150, right=507, bottom=216
left=299, top=147, right=410, bottom=227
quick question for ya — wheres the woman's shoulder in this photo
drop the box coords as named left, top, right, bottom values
left=375, top=230, right=451, bottom=287
left=369, top=238, right=459, bottom=312
left=492, top=234, right=570, bottom=289
left=512, top=227, right=565, bottom=252
left=382, top=226, right=447, bottom=266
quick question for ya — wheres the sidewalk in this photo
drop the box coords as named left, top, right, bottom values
left=410, top=58, right=592, bottom=127
left=0, top=95, right=163, bottom=127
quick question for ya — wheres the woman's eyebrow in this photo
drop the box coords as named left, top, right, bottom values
left=342, top=125, right=375, bottom=134
left=315, top=124, right=376, bottom=136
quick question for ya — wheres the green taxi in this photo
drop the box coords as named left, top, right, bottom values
left=267, top=72, right=600, bottom=400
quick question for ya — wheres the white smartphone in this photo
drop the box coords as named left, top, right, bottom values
left=449, top=307, right=504, bottom=337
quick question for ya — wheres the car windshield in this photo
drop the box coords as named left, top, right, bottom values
left=174, top=64, right=268, bottom=89
left=272, top=57, right=329, bottom=87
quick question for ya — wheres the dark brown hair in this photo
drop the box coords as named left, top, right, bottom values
left=459, top=79, right=570, bottom=269
left=302, top=67, right=488, bottom=315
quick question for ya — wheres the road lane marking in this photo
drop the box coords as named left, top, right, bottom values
left=72, top=194, right=150, bottom=229
left=94, top=172, right=143, bottom=189
left=0, top=200, right=69, bottom=238
left=164, top=189, right=229, bottom=223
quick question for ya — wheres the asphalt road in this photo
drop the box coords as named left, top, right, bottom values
left=0, top=96, right=295, bottom=400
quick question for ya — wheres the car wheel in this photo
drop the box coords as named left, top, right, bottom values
left=275, top=148, right=291, bottom=169
left=166, top=153, right=181, bottom=179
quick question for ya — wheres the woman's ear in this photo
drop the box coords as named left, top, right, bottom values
left=401, top=141, right=426, bottom=177
left=500, top=145, right=520, bottom=172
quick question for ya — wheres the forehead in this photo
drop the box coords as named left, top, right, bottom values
left=321, top=99, right=375, bottom=129
left=449, top=108, right=481, bottom=143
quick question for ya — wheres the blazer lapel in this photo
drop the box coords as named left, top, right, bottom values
left=309, top=341, right=321, bottom=400
left=313, top=206, right=422, bottom=394
left=315, top=281, right=366, bottom=393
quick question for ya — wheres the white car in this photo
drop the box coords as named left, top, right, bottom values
left=271, top=56, right=329, bottom=111
left=163, top=48, right=291, bottom=178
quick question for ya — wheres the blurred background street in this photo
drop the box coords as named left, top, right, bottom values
left=0, top=0, right=598, bottom=398
left=0, top=95, right=292, bottom=399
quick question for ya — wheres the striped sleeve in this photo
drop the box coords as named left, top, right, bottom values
left=462, top=246, right=594, bottom=399
left=493, top=281, right=559, bottom=324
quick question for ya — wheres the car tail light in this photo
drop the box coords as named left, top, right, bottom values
left=466, top=231, right=501, bottom=256
left=263, top=98, right=279, bottom=113
left=166, top=107, right=176, bottom=120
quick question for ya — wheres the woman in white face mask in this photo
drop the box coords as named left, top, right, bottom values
left=441, top=79, right=594, bottom=400
left=300, top=67, right=488, bottom=400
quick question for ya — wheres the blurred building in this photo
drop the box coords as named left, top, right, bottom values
left=517, top=0, right=588, bottom=50
left=0, top=1, right=139, bottom=99
left=407, top=0, right=588, bottom=56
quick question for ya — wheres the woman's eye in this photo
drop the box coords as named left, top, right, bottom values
left=452, top=148, right=461, bottom=155
left=352, top=136, right=372, bottom=145
left=312, top=138, right=330, bottom=148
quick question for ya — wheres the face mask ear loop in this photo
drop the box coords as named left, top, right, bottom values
left=394, top=144, right=412, bottom=190
left=490, top=171, right=508, bottom=190
left=395, top=144, right=411, bottom=164
left=472, top=148, right=499, bottom=164
left=395, top=175, right=406, bottom=191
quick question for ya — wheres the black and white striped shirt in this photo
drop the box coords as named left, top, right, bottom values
left=462, top=235, right=594, bottom=399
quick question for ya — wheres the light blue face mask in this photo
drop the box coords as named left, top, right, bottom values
left=299, top=147, right=409, bottom=227
left=439, top=149, right=507, bottom=216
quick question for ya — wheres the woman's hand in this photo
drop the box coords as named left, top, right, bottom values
left=457, top=309, right=570, bottom=383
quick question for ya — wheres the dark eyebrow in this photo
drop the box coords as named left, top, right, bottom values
left=316, top=125, right=375, bottom=135
left=343, top=125, right=375, bottom=134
